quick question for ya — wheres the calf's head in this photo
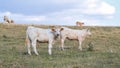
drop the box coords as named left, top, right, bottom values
left=51, top=28, right=60, bottom=39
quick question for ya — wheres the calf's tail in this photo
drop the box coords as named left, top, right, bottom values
left=25, top=34, right=30, bottom=47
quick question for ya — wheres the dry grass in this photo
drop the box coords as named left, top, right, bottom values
left=0, top=23, right=120, bottom=68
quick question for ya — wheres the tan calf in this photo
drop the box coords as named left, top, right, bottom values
left=76, top=21, right=84, bottom=27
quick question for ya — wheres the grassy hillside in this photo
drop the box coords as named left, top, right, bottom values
left=0, top=23, right=120, bottom=68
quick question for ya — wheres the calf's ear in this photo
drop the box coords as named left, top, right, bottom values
left=51, top=28, right=56, bottom=32
left=60, top=28, right=64, bottom=31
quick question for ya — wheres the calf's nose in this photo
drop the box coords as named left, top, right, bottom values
left=57, top=34, right=59, bottom=36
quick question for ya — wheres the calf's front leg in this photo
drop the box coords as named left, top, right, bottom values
left=48, top=44, right=52, bottom=55
left=48, top=40, right=53, bottom=55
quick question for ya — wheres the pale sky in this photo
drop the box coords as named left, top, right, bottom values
left=0, top=0, right=119, bottom=26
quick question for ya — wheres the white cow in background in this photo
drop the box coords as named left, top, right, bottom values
left=4, top=16, right=14, bottom=24
left=25, top=26, right=60, bottom=55
left=59, top=27, right=91, bottom=51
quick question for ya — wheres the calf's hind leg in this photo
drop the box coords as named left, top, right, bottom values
left=78, top=40, right=82, bottom=51
left=32, top=40, right=39, bottom=55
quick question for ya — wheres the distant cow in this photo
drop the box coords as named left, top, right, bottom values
left=76, top=21, right=84, bottom=27
left=60, top=27, right=91, bottom=51
left=25, top=26, right=60, bottom=55
left=4, top=16, right=14, bottom=24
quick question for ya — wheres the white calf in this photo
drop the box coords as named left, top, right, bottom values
left=25, top=26, right=60, bottom=55
left=60, top=27, right=91, bottom=51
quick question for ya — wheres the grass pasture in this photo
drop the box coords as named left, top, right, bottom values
left=0, top=23, right=120, bottom=68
